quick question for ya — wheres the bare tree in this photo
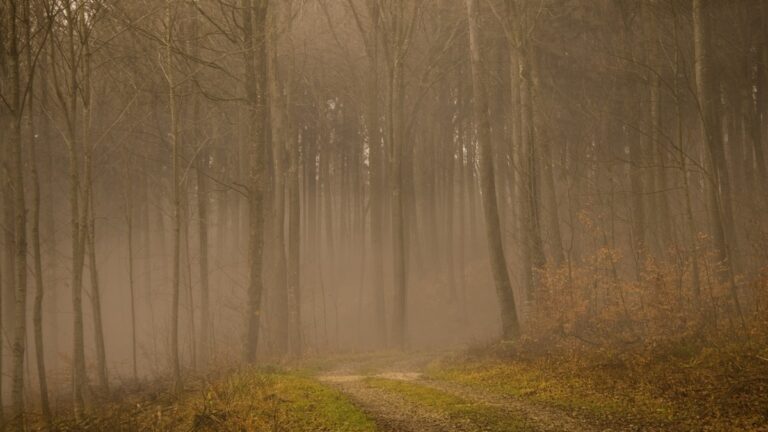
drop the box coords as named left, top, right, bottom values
left=242, top=0, right=269, bottom=362
left=466, top=0, right=520, bottom=339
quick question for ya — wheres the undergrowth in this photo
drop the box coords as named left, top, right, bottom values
left=427, top=335, right=768, bottom=430
left=421, top=250, right=768, bottom=431
left=43, top=367, right=375, bottom=432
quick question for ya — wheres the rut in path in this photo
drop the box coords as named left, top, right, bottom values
left=321, top=374, right=475, bottom=432
left=415, top=378, right=604, bottom=432
left=319, top=367, right=605, bottom=432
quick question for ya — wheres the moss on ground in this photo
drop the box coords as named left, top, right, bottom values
left=364, top=377, right=535, bottom=432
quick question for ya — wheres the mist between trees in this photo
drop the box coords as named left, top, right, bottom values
left=0, top=0, right=767, bottom=429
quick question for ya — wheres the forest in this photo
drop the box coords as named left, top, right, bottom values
left=0, top=0, right=767, bottom=430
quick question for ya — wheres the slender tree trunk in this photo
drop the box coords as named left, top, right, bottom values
left=541, top=139, right=564, bottom=267
left=196, top=148, right=210, bottom=368
left=0, top=93, right=5, bottom=430
left=748, top=5, right=767, bottom=203
left=281, top=1, right=301, bottom=358
left=466, top=0, right=521, bottom=340
left=242, top=0, right=269, bottom=363
left=507, top=25, right=523, bottom=283
left=645, top=1, right=672, bottom=254
left=3, top=152, right=16, bottom=395
left=676, top=74, right=702, bottom=305
left=183, top=4, right=210, bottom=369
left=529, top=46, right=563, bottom=267
left=42, top=62, right=58, bottom=375
left=365, top=0, right=387, bottom=347
left=0, top=11, right=16, bottom=421
left=444, top=108, right=457, bottom=301
left=141, top=143, right=157, bottom=367
left=85, top=125, right=109, bottom=397
left=82, top=34, right=109, bottom=396
left=754, top=2, right=768, bottom=193
left=28, top=11, right=52, bottom=423
left=165, top=0, right=182, bottom=389
left=124, top=156, right=138, bottom=380
left=693, top=0, right=729, bottom=267
left=287, top=117, right=301, bottom=358
left=457, top=125, right=468, bottom=322
left=692, top=0, right=744, bottom=324
left=64, top=1, right=88, bottom=413
left=268, top=5, right=289, bottom=357
left=617, top=16, right=646, bottom=273
left=181, top=190, right=196, bottom=371
left=518, top=39, right=545, bottom=304
left=389, top=64, right=407, bottom=349
left=321, top=135, right=338, bottom=349
left=7, top=0, right=29, bottom=424
left=386, top=2, right=414, bottom=349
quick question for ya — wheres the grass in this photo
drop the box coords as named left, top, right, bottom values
left=190, top=369, right=376, bottom=431
left=427, top=359, right=672, bottom=429
left=364, top=377, right=535, bottom=432
left=46, top=368, right=376, bottom=432
left=426, top=343, right=768, bottom=431
left=37, top=343, right=768, bottom=431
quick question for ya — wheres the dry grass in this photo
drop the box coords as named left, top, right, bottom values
left=36, top=367, right=375, bottom=432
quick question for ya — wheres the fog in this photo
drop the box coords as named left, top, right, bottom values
left=0, top=0, right=766, bottom=425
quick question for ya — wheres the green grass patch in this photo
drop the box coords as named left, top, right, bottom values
left=193, top=369, right=376, bottom=431
left=364, top=377, right=534, bottom=432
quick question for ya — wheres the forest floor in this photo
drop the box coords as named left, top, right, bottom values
left=314, top=352, right=599, bottom=432
left=42, top=344, right=768, bottom=431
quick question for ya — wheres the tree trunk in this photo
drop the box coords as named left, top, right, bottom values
left=181, top=186, right=196, bottom=371
left=141, top=142, right=157, bottom=367
left=365, top=0, right=387, bottom=347
left=519, top=39, right=545, bottom=305
left=28, top=9, right=52, bottom=422
left=124, top=156, right=138, bottom=380
left=466, top=0, right=521, bottom=340
left=287, top=110, right=301, bottom=358
left=242, top=0, right=269, bottom=363
left=2, top=64, right=17, bottom=429
left=268, top=5, right=289, bottom=357
left=165, top=0, right=182, bottom=390
left=64, top=1, right=88, bottom=414
left=675, top=65, right=702, bottom=305
left=7, top=1, right=29, bottom=424
left=692, top=0, right=743, bottom=323
left=82, top=31, right=109, bottom=396
left=645, top=1, right=672, bottom=254
left=86, top=198, right=109, bottom=393
left=532, top=51, right=564, bottom=267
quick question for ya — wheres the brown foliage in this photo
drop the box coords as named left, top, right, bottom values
left=527, top=246, right=768, bottom=351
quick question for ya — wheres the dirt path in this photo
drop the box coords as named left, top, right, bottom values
left=415, top=378, right=604, bottom=432
left=318, top=356, right=607, bottom=432
left=320, top=374, right=476, bottom=432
